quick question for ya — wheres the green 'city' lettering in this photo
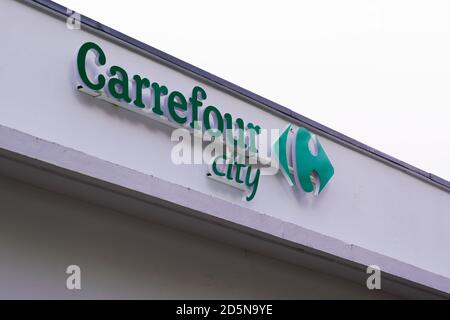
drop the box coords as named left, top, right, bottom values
left=210, top=156, right=260, bottom=202
left=244, top=166, right=260, bottom=201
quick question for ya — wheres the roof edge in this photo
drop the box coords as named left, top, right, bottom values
left=0, top=123, right=449, bottom=298
left=27, top=0, right=450, bottom=192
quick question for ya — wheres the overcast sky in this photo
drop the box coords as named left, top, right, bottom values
left=58, top=0, right=450, bottom=181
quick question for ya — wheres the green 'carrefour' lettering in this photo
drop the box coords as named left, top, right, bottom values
left=77, top=42, right=106, bottom=91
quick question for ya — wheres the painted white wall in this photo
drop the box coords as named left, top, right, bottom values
left=0, top=175, right=395, bottom=299
left=0, top=0, right=449, bottom=280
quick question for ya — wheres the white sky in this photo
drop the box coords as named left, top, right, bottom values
left=58, top=0, right=450, bottom=181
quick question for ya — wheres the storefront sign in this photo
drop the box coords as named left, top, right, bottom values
left=75, top=42, right=334, bottom=201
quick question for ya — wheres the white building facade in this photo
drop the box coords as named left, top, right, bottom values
left=0, top=0, right=449, bottom=299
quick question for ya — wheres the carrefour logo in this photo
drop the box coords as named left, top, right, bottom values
left=273, top=124, right=334, bottom=195
left=75, top=41, right=334, bottom=202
